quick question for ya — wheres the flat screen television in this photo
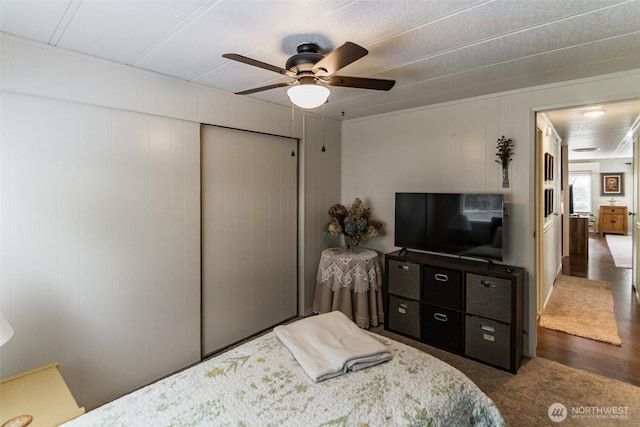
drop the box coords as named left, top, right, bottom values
left=395, top=192, right=504, bottom=261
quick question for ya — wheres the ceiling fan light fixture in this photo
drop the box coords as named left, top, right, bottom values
left=287, top=84, right=330, bottom=109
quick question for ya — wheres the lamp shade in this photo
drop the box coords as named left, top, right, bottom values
left=287, top=84, right=330, bottom=109
left=0, top=312, right=14, bottom=347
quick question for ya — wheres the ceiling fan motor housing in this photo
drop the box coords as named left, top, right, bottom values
left=286, top=43, right=324, bottom=72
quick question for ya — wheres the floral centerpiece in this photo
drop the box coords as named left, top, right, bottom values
left=325, top=197, right=383, bottom=249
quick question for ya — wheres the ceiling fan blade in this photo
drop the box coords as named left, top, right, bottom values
left=326, top=75, right=396, bottom=91
left=223, top=53, right=296, bottom=78
left=235, top=82, right=293, bottom=95
left=312, top=42, right=368, bottom=76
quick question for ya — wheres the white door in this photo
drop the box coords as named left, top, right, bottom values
left=536, top=124, right=562, bottom=315
left=201, top=125, right=298, bottom=356
left=633, top=133, right=639, bottom=302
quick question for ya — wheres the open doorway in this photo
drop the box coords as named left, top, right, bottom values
left=535, top=100, right=640, bottom=387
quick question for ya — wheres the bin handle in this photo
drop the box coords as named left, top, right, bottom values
left=434, top=273, right=449, bottom=282
left=398, top=265, right=409, bottom=270
left=480, top=279, right=496, bottom=288
left=434, top=313, right=448, bottom=322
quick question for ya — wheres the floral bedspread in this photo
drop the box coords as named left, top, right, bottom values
left=64, top=331, right=504, bottom=427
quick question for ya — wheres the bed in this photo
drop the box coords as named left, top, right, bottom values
left=64, top=314, right=504, bottom=427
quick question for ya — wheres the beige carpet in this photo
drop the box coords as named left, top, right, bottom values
left=539, top=275, right=621, bottom=346
left=373, top=327, right=640, bottom=426
left=606, top=234, right=632, bottom=268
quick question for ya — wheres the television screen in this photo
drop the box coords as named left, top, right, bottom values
left=395, top=193, right=504, bottom=261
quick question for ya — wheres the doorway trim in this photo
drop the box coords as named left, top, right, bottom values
left=533, top=97, right=639, bottom=356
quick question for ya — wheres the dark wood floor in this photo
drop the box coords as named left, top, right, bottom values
left=537, top=233, right=640, bottom=387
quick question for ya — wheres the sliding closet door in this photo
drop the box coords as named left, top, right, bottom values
left=201, top=125, right=298, bottom=356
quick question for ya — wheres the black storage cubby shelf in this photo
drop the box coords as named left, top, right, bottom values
left=384, top=250, right=524, bottom=374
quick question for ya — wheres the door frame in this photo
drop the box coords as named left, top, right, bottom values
left=633, top=131, right=640, bottom=302
left=534, top=98, right=639, bottom=355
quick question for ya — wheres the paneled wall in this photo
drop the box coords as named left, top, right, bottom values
left=300, top=114, right=342, bottom=314
left=0, top=93, right=201, bottom=408
left=341, top=69, right=640, bottom=357
left=0, top=33, right=342, bottom=410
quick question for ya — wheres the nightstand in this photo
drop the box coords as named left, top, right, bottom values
left=0, top=363, right=84, bottom=427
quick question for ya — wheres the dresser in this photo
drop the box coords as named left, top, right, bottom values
left=569, top=216, right=589, bottom=255
left=385, top=251, right=524, bottom=373
left=599, top=205, right=628, bottom=236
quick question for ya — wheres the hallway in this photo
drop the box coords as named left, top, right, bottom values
left=537, top=234, right=639, bottom=387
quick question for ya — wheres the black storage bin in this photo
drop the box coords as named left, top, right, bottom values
left=422, top=304, right=463, bottom=353
left=423, top=266, right=463, bottom=310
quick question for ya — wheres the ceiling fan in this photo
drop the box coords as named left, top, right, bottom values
left=223, top=41, right=396, bottom=109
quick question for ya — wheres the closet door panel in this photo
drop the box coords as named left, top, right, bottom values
left=201, top=125, right=297, bottom=356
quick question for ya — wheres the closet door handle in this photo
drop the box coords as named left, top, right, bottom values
left=434, top=273, right=449, bottom=282
left=434, top=313, right=448, bottom=322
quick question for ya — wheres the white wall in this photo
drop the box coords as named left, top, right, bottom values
left=1, top=94, right=201, bottom=409
left=341, top=69, right=640, bottom=357
left=0, top=33, right=341, bottom=410
left=300, top=114, right=342, bottom=314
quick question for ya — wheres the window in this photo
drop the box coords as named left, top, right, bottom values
left=569, top=173, right=592, bottom=213
left=463, top=194, right=503, bottom=222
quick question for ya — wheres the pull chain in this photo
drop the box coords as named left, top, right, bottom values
left=321, top=104, right=326, bottom=152
left=291, top=103, right=296, bottom=157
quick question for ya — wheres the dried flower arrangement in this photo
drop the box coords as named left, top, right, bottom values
left=495, top=136, right=514, bottom=187
left=495, top=135, right=514, bottom=166
left=325, top=197, right=383, bottom=249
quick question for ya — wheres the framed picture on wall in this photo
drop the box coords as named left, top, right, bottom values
left=544, top=188, right=554, bottom=217
left=544, top=153, right=554, bottom=181
left=544, top=154, right=549, bottom=181
left=601, top=172, right=624, bottom=196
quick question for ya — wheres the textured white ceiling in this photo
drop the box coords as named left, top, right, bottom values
left=545, top=100, right=640, bottom=160
left=1, top=0, right=639, bottom=158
